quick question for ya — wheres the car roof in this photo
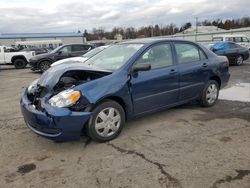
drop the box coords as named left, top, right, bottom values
left=120, top=38, right=195, bottom=45
left=213, top=34, right=247, bottom=38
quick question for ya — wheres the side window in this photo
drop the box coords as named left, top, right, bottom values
left=212, top=37, right=223, bottom=42
left=242, top=37, right=249, bottom=42
left=225, top=37, right=234, bottom=42
left=59, top=46, right=71, bottom=53
left=72, top=45, right=86, bottom=52
left=228, top=43, right=238, bottom=49
left=136, top=44, right=173, bottom=69
left=83, top=45, right=93, bottom=51
left=234, top=37, right=242, bottom=42
left=175, top=43, right=200, bottom=64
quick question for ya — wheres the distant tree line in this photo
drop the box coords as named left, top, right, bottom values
left=81, top=16, right=250, bottom=41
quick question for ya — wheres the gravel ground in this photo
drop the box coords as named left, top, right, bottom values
left=0, top=61, right=249, bottom=188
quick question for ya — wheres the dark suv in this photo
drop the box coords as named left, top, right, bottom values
left=29, top=44, right=94, bottom=72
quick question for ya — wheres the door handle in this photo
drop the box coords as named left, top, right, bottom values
left=170, top=69, right=177, bottom=74
left=202, top=63, right=208, bottom=68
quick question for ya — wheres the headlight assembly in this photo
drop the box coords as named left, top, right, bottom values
left=27, top=79, right=39, bottom=94
left=49, top=89, right=81, bottom=108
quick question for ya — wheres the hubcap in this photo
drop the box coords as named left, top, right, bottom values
left=95, top=107, right=121, bottom=137
left=237, top=56, right=243, bottom=65
left=206, top=84, right=218, bottom=104
left=40, top=62, right=50, bottom=71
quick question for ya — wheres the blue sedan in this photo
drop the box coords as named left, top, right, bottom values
left=20, top=39, right=230, bottom=142
left=210, top=41, right=249, bottom=66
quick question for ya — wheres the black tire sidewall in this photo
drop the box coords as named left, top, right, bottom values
left=14, top=59, right=27, bottom=69
left=39, top=61, right=51, bottom=72
left=87, top=100, right=125, bottom=142
left=235, top=55, right=243, bottom=66
left=200, top=80, right=219, bottom=107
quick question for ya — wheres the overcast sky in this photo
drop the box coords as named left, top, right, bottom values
left=0, top=0, right=249, bottom=33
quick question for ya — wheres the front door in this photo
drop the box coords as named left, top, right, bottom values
left=131, top=43, right=179, bottom=115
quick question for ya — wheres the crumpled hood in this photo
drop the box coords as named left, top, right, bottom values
left=37, top=63, right=112, bottom=90
left=51, top=57, right=87, bottom=67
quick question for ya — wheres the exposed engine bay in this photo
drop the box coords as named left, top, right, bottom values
left=53, top=70, right=111, bottom=94
left=27, top=70, right=111, bottom=111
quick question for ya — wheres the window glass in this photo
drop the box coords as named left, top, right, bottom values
left=225, top=37, right=234, bottom=42
left=234, top=37, right=242, bottom=42
left=242, top=37, right=249, bottom=42
left=72, top=45, right=85, bottom=52
left=83, top=45, right=93, bottom=50
left=228, top=43, right=238, bottom=49
left=136, top=44, right=173, bottom=69
left=175, top=43, right=200, bottom=64
left=59, top=46, right=71, bottom=53
left=199, top=49, right=207, bottom=60
left=212, top=37, right=223, bottom=41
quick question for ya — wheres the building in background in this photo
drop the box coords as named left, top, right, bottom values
left=0, top=32, right=86, bottom=48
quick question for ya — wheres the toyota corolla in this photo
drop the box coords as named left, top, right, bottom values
left=20, top=39, right=230, bottom=142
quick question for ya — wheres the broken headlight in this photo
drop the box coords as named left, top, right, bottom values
left=27, top=79, right=39, bottom=95
left=49, top=89, right=81, bottom=108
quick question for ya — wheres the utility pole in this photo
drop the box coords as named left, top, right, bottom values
left=195, top=17, right=198, bottom=42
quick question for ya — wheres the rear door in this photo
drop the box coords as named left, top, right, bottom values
left=174, top=42, right=209, bottom=101
left=131, top=43, right=179, bottom=115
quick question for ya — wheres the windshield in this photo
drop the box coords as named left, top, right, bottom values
left=82, top=47, right=105, bottom=58
left=85, top=44, right=143, bottom=70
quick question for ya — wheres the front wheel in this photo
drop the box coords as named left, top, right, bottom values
left=200, top=80, right=219, bottom=107
left=86, top=100, right=125, bottom=142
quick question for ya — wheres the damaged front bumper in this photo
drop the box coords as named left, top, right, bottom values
left=20, top=89, right=92, bottom=141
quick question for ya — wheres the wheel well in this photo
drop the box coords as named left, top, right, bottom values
left=96, top=96, right=127, bottom=120
left=11, top=56, right=27, bottom=63
left=39, top=59, right=53, bottom=65
left=210, top=76, right=221, bottom=88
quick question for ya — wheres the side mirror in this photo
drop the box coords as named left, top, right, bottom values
left=132, top=63, right=151, bottom=73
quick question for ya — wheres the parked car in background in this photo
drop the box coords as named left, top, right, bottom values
left=0, top=46, right=35, bottom=69
left=21, top=39, right=230, bottom=142
left=212, top=34, right=250, bottom=49
left=51, top=46, right=108, bottom=67
left=20, top=47, right=49, bottom=55
left=210, top=41, right=249, bottom=65
left=29, top=44, right=95, bottom=72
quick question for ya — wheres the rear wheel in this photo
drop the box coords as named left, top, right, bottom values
left=86, top=100, right=125, bottom=142
left=14, top=59, right=27, bottom=69
left=235, top=55, right=243, bottom=66
left=200, top=80, right=219, bottom=107
left=39, top=61, right=51, bottom=72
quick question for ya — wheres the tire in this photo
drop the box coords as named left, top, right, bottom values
left=235, top=55, right=244, bottom=66
left=39, top=61, right=51, bottom=72
left=86, top=100, right=125, bottom=142
left=200, top=80, right=219, bottom=107
left=14, top=59, right=27, bottom=69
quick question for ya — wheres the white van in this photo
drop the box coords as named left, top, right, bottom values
left=212, top=35, right=250, bottom=49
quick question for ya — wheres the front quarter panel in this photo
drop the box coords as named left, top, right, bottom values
left=75, top=70, right=133, bottom=118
